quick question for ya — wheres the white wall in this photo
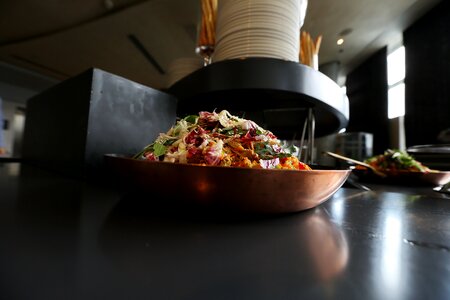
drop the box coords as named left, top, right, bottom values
left=0, top=62, right=59, bottom=156
left=1, top=100, right=22, bottom=155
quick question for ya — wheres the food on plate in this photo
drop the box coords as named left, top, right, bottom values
left=356, top=149, right=431, bottom=173
left=134, top=110, right=311, bottom=170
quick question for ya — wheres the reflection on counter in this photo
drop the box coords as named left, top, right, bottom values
left=98, top=197, right=349, bottom=298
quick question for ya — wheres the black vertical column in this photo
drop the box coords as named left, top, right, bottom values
left=346, top=47, right=389, bottom=154
left=404, top=0, right=450, bottom=146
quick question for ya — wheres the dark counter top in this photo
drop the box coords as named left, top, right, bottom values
left=1, top=162, right=450, bottom=300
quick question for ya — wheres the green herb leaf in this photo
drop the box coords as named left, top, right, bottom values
left=184, top=115, right=199, bottom=124
left=283, top=144, right=298, bottom=155
left=163, top=139, right=176, bottom=146
left=153, top=143, right=167, bottom=157
left=254, top=143, right=291, bottom=160
left=220, top=127, right=246, bottom=136
left=133, top=143, right=154, bottom=159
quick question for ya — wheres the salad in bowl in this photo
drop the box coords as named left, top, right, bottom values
left=134, top=110, right=311, bottom=171
left=105, top=110, right=351, bottom=213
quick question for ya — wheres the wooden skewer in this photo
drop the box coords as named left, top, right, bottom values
left=200, top=0, right=217, bottom=46
left=308, top=32, right=314, bottom=65
left=299, top=33, right=304, bottom=62
left=324, top=151, right=387, bottom=177
left=209, top=0, right=217, bottom=44
left=199, top=14, right=208, bottom=45
left=300, top=31, right=304, bottom=63
left=306, top=32, right=312, bottom=66
left=314, top=35, right=322, bottom=55
left=211, top=0, right=217, bottom=27
left=301, top=31, right=309, bottom=66
left=299, top=31, right=323, bottom=67
left=202, top=0, right=211, bottom=45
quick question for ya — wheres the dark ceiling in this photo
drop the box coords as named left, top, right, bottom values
left=0, top=0, right=442, bottom=89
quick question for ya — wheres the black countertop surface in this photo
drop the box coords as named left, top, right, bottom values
left=1, top=162, right=450, bottom=300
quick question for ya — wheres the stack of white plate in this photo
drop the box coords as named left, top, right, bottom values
left=213, top=0, right=306, bottom=63
left=166, top=57, right=204, bottom=87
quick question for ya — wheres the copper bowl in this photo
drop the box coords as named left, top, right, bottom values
left=104, top=154, right=351, bottom=214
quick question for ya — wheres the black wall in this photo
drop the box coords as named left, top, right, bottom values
left=346, top=47, right=390, bottom=155
left=404, top=0, right=450, bottom=146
